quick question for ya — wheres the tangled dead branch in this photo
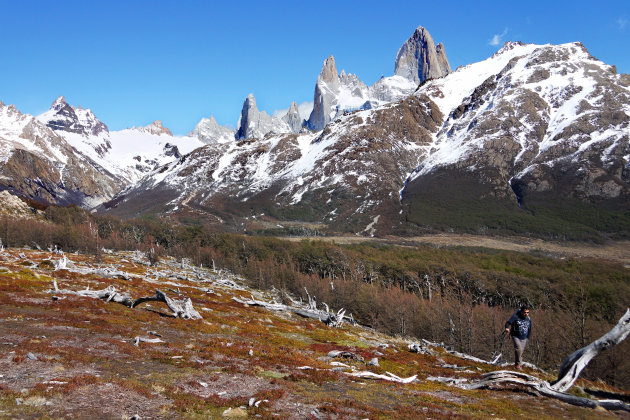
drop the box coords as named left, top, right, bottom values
left=50, top=281, right=202, bottom=320
left=232, top=293, right=355, bottom=327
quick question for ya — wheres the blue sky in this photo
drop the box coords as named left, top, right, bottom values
left=1, top=0, right=628, bottom=134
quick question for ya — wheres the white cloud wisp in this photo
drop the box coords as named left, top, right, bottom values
left=489, top=28, right=509, bottom=46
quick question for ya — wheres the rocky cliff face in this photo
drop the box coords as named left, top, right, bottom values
left=394, top=26, right=451, bottom=84
left=235, top=94, right=290, bottom=140
left=307, top=56, right=341, bottom=131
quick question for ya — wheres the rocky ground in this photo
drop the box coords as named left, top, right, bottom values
left=0, top=247, right=627, bottom=419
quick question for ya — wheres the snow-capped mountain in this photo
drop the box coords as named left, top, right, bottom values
left=104, top=39, right=629, bottom=238
left=0, top=100, right=120, bottom=207
left=2, top=24, right=628, bottom=238
left=132, top=120, right=173, bottom=136
left=402, top=41, right=630, bottom=228
left=38, top=95, right=109, bottom=137
left=36, top=96, right=204, bottom=186
left=0, top=97, right=205, bottom=207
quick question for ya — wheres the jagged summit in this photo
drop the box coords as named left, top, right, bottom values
left=307, top=52, right=416, bottom=131
left=307, top=55, right=345, bottom=131
left=394, top=26, right=451, bottom=84
left=319, top=55, right=340, bottom=87
left=282, top=101, right=303, bottom=133
left=38, top=95, right=108, bottom=137
left=51, top=95, right=67, bottom=109
left=190, top=115, right=235, bottom=144
left=235, top=93, right=289, bottom=140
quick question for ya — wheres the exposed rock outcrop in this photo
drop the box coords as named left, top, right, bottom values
left=394, top=26, right=451, bottom=84
left=306, top=48, right=421, bottom=132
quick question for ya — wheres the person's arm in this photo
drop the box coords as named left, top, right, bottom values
left=527, top=319, right=532, bottom=339
left=504, top=312, right=517, bottom=332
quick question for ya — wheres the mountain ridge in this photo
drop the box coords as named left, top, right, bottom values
left=1, top=28, right=628, bottom=240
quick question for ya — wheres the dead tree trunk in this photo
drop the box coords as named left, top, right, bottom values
left=551, top=308, right=630, bottom=392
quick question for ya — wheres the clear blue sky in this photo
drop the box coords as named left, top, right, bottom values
left=1, top=0, right=628, bottom=135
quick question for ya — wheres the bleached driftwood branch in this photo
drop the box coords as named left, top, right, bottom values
left=133, top=289, right=202, bottom=320
left=346, top=371, right=417, bottom=384
left=460, top=370, right=630, bottom=412
left=551, top=308, right=630, bottom=392
left=232, top=293, right=355, bottom=327
left=49, top=281, right=202, bottom=320
left=133, top=336, right=165, bottom=346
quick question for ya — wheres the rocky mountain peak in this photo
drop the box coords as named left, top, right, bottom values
left=135, top=120, right=173, bottom=136
left=51, top=95, right=68, bottom=110
left=394, top=25, right=451, bottom=84
left=0, top=102, right=21, bottom=119
left=319, top=55, right=340, bottom=88
left=282, top=101, right=303, bottom=133
left=236, top=93, right=289, bottom=140
left=39, top=96, right=108, bottom=136
left=190, top=115, right=235, bottom=144
left=307, top=55, right=343, bottom=131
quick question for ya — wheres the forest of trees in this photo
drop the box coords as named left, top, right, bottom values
left=2, top=204, right=630, bottom=388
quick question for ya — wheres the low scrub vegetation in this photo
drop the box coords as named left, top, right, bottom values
left=2, top=206, right=630, bottom=391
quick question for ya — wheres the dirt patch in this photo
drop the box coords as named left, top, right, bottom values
left=51, top=383, right=171, bottom=419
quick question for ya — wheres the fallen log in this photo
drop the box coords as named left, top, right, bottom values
left=133, top=336, right=165, bottom=346
left=132, top=289, right=202, bottom=320
left=347, top=371, right=417, bottom=384
left=461, top=370, right=630, bottom=412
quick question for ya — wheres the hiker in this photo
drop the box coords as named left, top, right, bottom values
left=504, top=306, right=531, bottom=369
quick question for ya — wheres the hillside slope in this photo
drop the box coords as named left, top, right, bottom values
left=0, top=247, right=626, bottom=418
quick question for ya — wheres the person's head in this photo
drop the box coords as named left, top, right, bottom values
left=520, top=305, right=530, bottom=317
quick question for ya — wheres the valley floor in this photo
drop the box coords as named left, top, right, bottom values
left=282, top=234, right=630, bottom=267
